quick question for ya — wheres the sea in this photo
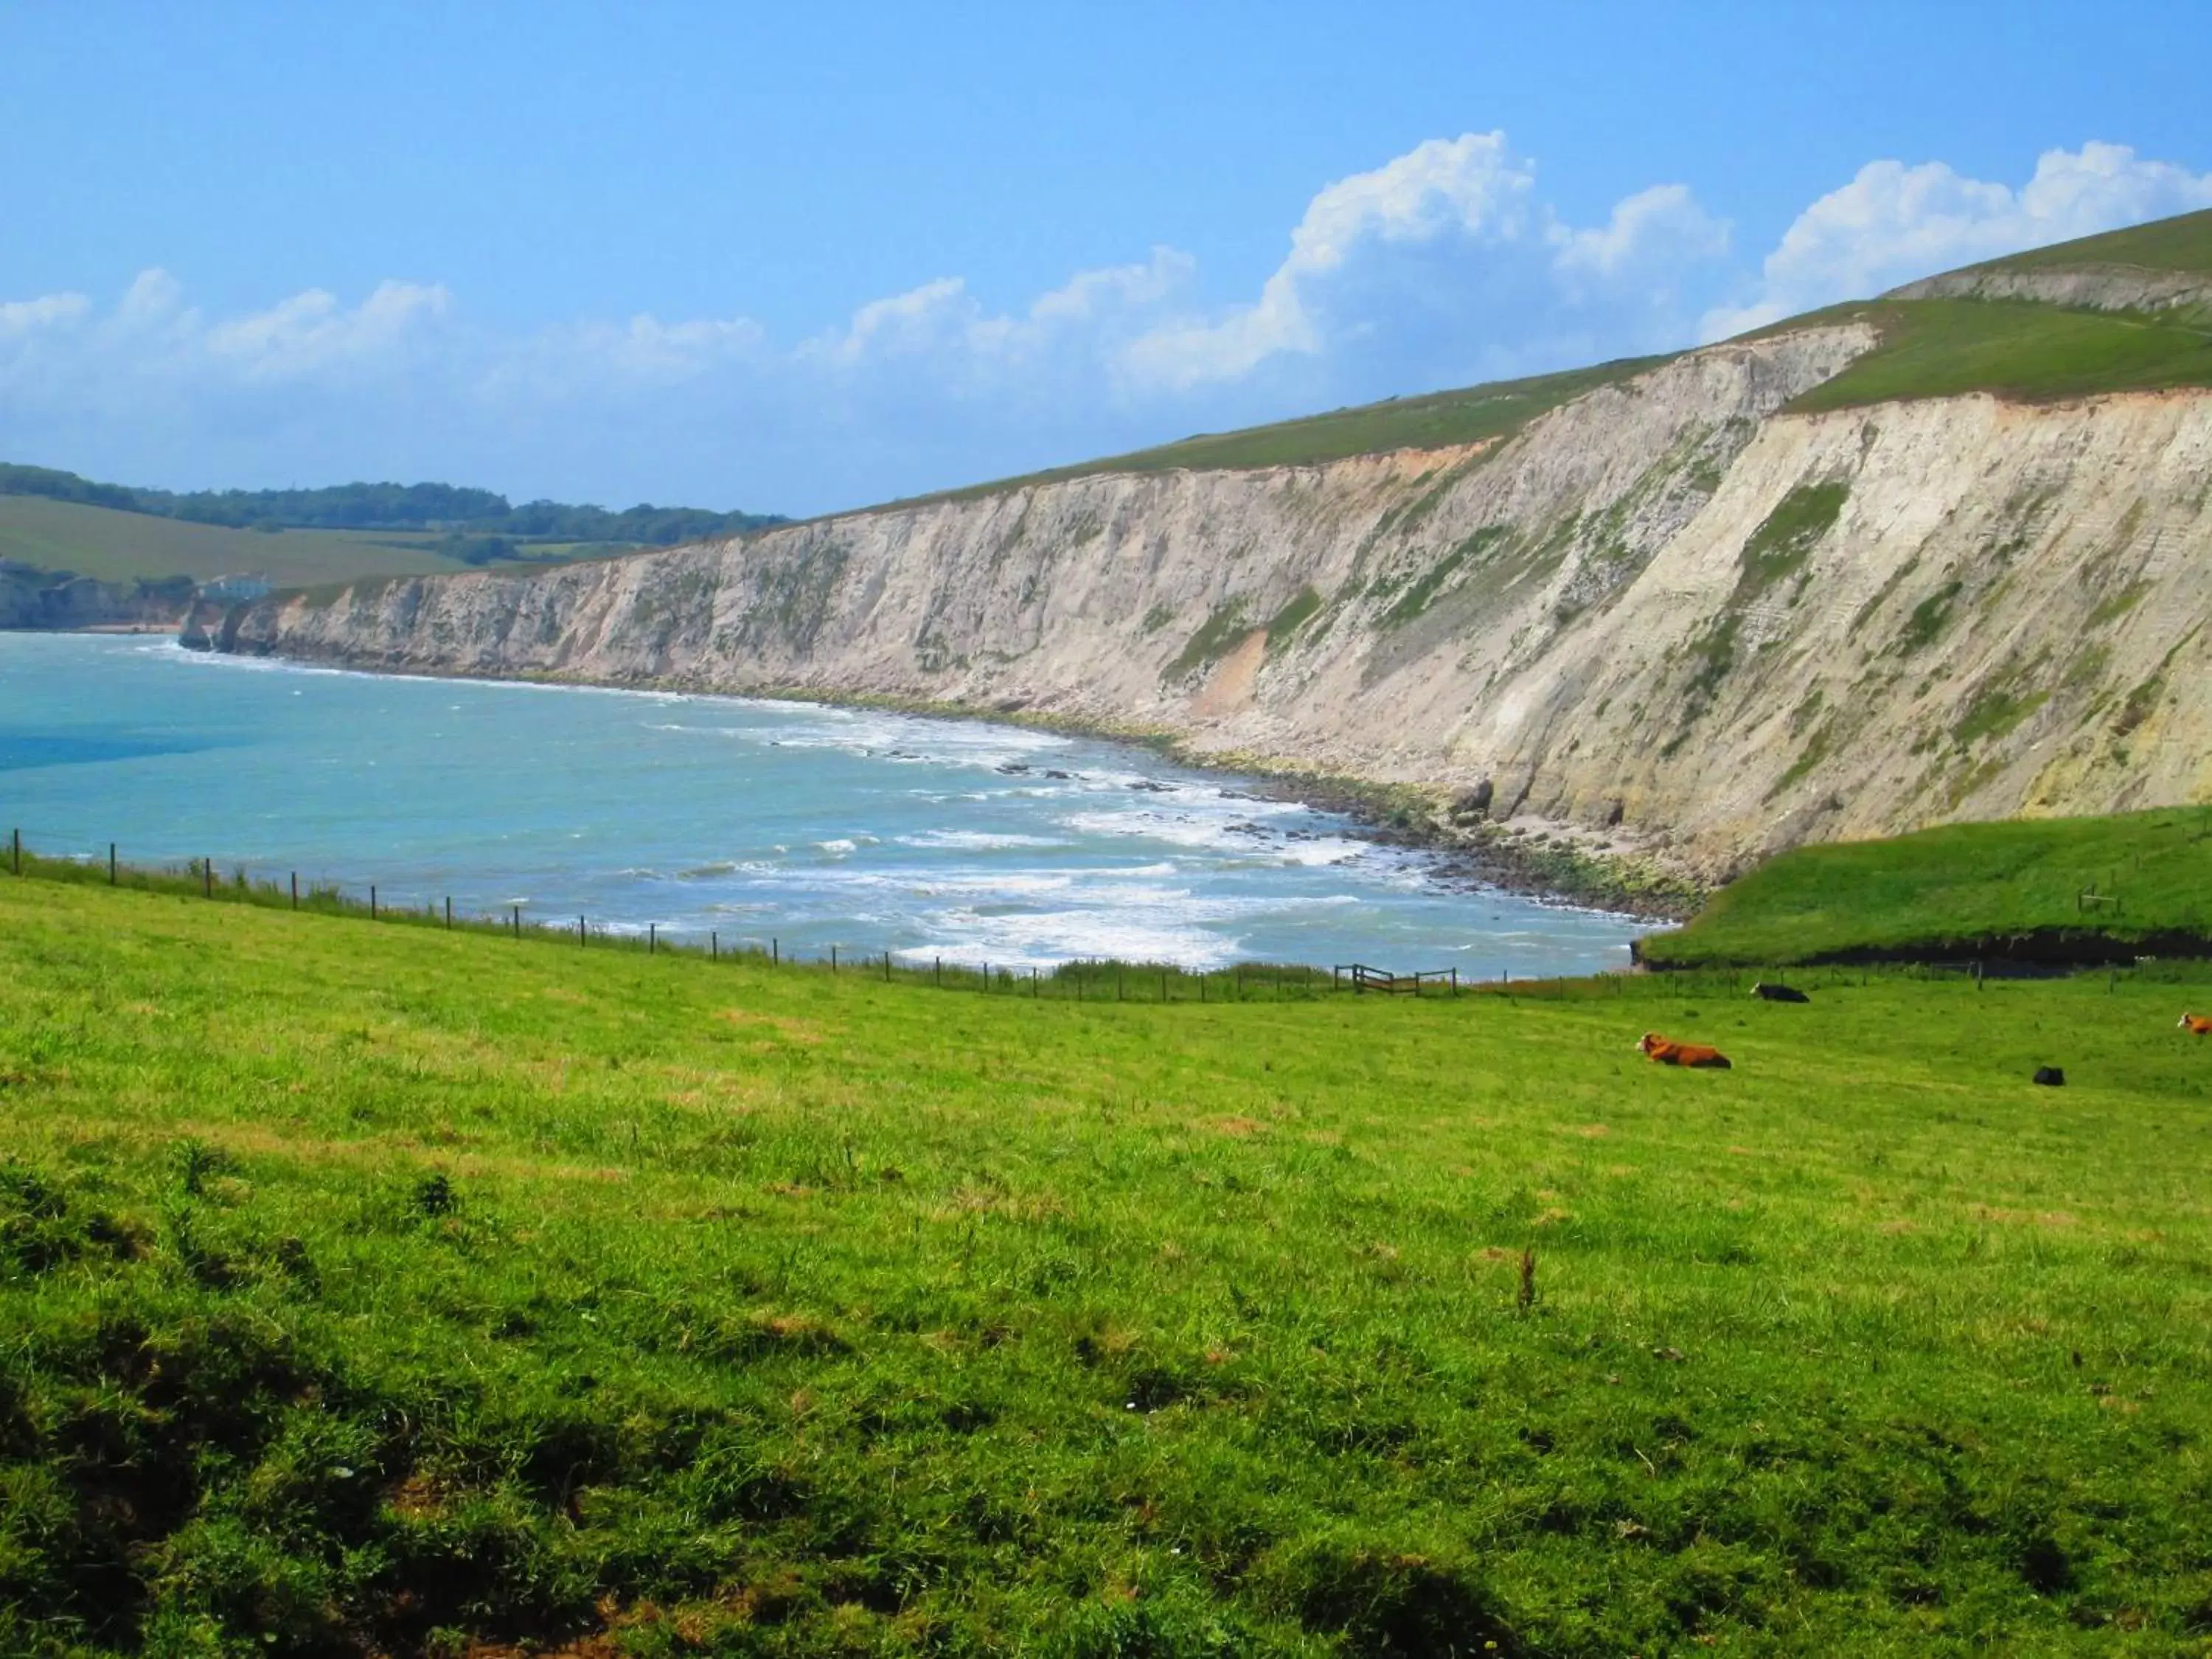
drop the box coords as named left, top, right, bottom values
left=0, top=633, right=1644, bottom=974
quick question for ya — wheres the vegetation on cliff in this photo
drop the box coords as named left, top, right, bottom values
left=7, top=869, right=2212, bottom=1653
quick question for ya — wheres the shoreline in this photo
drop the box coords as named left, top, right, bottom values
left=183, top=630, right=1701, bottom=923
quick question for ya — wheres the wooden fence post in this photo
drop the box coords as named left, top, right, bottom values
left=369, top=885, right=378, bottom=919
left=512, top=905, right=520, bottom=938
left=291, top=872, right=298, bottom=909
left=10, top=828, right=17, bottom=875
left=109, top=843, right=117, bottom=884
left=445, top=897, right=453, bottom=930
left=204, top=859, right=212, bottom=899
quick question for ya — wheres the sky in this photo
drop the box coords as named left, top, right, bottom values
left=4, top=1, right=2211, bottom=517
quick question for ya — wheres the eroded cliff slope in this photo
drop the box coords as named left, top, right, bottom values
left=222, top=316, right=2212, bottom=880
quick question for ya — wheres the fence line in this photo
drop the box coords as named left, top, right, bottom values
left=20, top=826, right=2174, bottom=1004
left=0, top=823, right=1387, bottom=1005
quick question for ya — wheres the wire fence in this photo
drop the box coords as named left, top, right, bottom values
left=0, top=823, right=1397, bottom=1005
left=23, top=822, right=2168, bottom=1006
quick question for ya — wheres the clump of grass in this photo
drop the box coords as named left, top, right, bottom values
left=1736, top=480, right=1847, bottom=600
left=1953, top=683, right=2049, bottom=747
left=1896, top=579, right=1964, bottom=654
left=1161, top=599, right=1253, bottom=681
left=1262, top=585, right=1323, bottom=649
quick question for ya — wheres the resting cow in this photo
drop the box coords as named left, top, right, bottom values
left=2180, top=1013, right=2212, bottom=1036
left=1638, top=1032, right=1732, bottom=1069
left=1750, top=982, right=1809, bottom=1004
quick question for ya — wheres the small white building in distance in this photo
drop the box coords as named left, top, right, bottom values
left=195, top=572, right=273, bottom=605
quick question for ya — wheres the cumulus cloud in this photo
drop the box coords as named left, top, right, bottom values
left=1702, top=142, right=2212, bottom=339
left=801, top=246, right=1197, bottom=387
left=202, top=279, right=451, bottom=381
left=0, top=268, right=450, bottom=396
left=1121, top=134, right=1727, bottom=393
left=0, top=291, right=92, bottom=336
left=5, top=136, right=2209, bottom=513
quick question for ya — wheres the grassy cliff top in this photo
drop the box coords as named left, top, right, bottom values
left=1641, top=806, right=2212, bottom=967
left=1777, top=293, right=2212, bottom=412
left=7, top=865, right=2212, bottom=1650
left=894, top=353, right=1675, bottom=507
left=1972, top=205, right=2212, bottom=276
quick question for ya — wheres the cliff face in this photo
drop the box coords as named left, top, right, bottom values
left=220, top=321, right=2212, bottom=879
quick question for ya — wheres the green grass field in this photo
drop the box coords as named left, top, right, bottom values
left=0, top=495, right=480, bottom=588
left=1779, top=296, right=2212, bottom=414
left=1642, top=807, right=2212, bottom=969
left=5, top=866, right=2212, bottom=1655
left=1978, top=207, right=2212, bottom=276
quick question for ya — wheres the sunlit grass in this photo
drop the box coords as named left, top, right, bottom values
left=1643, top=806, right=2212, bottom=967
left=4, top=871, right=2211, bottom=1653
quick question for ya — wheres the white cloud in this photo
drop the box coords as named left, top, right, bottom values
left=1554, top=184, right=1730, bottom=281
left=1702, top=142, right=2212, bottom=340
left=202, top=279, right=450, bottom=381
left=1121, top=133, right=1727, bottom=392
left=800, top=246, right=1198, bottom=386
left=0, top=291, right=91, bottom=336
left=7, top=136, right=2209, bottom=514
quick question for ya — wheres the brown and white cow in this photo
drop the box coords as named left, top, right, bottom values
left=1638, top=1032, right=1732, bottom=1069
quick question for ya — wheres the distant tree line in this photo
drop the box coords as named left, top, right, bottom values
left=0, top=463, right=785, bottom=557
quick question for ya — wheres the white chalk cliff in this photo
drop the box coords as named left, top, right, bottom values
left=220, top=319, right=2212, bottom=880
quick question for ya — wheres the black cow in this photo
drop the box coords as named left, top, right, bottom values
left=2033, top=1067, right=2066, bottom=1087
left=1750, top=982, right=1810, bottom=1004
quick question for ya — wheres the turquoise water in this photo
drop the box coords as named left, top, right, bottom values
left=0, top=633, right=1641, bottom=973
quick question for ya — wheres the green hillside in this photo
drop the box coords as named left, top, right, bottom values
left=7, top=862, right=2212, bottom=1652
left=0, top=464, right=784, bottom=595
left=1640, top=807, right=2212, bottom=968
left=1770, top=293, right=2212, bottom=414
left=901, top=355, right=1675, bottom=505
left=1975, top=205, right=2212, bottom=275
left=0, top=494, right=481, bottom=588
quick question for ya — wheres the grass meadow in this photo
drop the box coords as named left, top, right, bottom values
left=1784, top=297, right=2212, bottom=414
left=4, top=870, right=2212, bottom=1655
left=1641, top=807, right=2212, bottom=967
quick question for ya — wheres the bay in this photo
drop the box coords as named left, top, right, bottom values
left=0, top=633, right=1641, bottom=973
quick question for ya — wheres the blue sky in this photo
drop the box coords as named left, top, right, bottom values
left=4, top=1, right=2211, bottom=515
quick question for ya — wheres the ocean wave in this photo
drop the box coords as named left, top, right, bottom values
left=897, top=830, right=1068, bottom=850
